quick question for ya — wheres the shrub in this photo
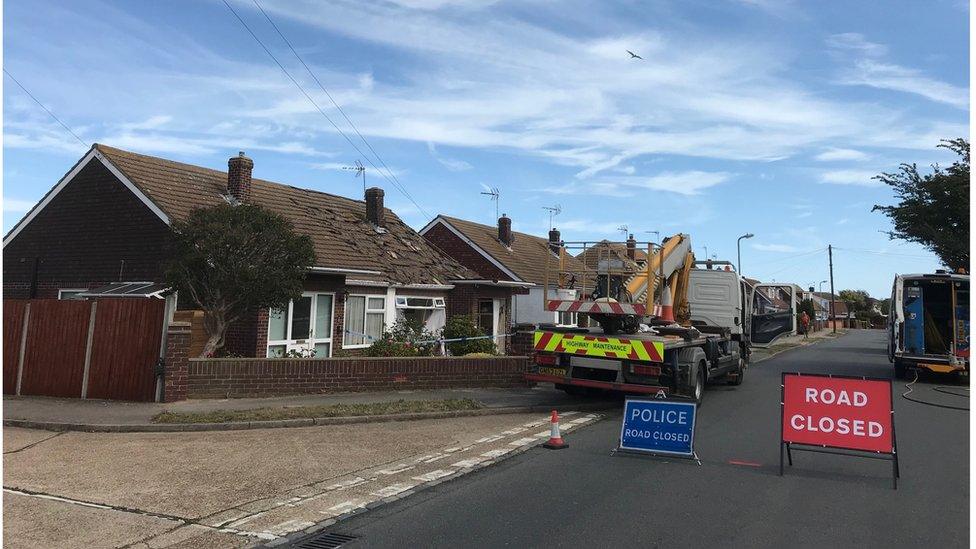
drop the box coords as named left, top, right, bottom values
left=442, top=315, right=496, bottom=356
left=365, top=319, right=438, bottom=357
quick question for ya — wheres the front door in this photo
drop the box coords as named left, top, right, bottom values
left=267, top=293, right=334, bottom=357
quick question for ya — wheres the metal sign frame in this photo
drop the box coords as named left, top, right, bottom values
left=780, top=371, right=900, bottom=489
left=612, top=397, right=701, bottom=465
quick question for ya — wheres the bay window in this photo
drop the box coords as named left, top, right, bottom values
left=395, top=296, right=446, bottom=333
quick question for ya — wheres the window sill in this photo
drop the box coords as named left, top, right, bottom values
left=342, top=344, right=371, bottom=349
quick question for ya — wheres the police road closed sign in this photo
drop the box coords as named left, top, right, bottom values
left=782, top=373, right=894, bottom=453
left=620, top=399, right=696, bottom=456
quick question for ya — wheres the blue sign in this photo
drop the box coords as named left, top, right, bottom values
left=619, top=399, right=697, bottom=456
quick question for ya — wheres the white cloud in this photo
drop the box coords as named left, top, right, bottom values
left=3, top=198, right=38, bottom=213
left=797, top=211, right=813, bottom=218
left=557, top=218, right=630, bottom=235
left=840, top=60, right=969, bottom=109
left=820, top=169, right=882, bottom=186
left=836, top=218, right=850, bottom=225
left=814, top=148, right=868, bottom=161
left=825, top=33, right=888, bottom=57
left=427, top=142, right=472, bottom=171
left=616, top=171, right=733, bottom=195
left=752, top=243, right=799, bottom=252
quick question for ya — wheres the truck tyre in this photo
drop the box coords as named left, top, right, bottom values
left=894, top=358, right=907, bottom=380
left=676, top=347, right=707, bottom=406
left=556, top=383, right=585, bottom=396
left=727, top=357, right=745, bottom=386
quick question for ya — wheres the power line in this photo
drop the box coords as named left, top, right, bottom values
left=220, top=0, right=432, bottom=219
left=249, top=0, right=425, bottom=219
left=4, top=68, right=88, bottom=148
left=748, top=247, right=826, bottom=268
left=832, top=247, right=936, bottom=259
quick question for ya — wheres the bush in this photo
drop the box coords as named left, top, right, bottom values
left=364, top=319, right=438, bottom=357
left=442, top=315, right=496, bottom=356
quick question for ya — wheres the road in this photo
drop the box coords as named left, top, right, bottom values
left=312, top=330, right=969, bottom=548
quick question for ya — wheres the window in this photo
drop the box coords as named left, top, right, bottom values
left=477, top=299, right=494, bottom=333
left=58, top=288, right=88, bottom=300
left=557, top=311, right=577, bottom=326
left=267, top=293, right=334, bottom=357
left=395, top=295, right=447, bottom=333
left=344, top=295, right=386, bottom=347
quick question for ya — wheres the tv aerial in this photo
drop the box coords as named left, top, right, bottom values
left=542, top=204, right=562, bottom=230
left=343, top=160, right=366, bottom=193
left=480, top=186, right=500, bottom=219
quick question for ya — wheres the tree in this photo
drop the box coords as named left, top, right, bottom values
left=165, top=203, right=316, bottom=357
left=878, top=297, right=891, bottom=316
left=872, top=138, right=969, bottom=271
left=442, top=315, right=496, bottom=355
left=798, top=298, right=816, bottom=321
left=838, top=289, right=871, bottom=314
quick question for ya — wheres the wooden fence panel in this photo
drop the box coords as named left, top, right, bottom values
left=3, top=300, right=28, bottom=394
left=19, top=300, right=91, bottom=398
left=86, top=299, right=165, bottom=401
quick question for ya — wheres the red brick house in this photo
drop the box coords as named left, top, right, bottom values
left=3, top=144, right=488, bottom=357
left=420, top=215, right=587, bottom=329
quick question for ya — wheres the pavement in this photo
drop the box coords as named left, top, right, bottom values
left=2, top=407, right=604, bottom=547
left=3, top=386, right=614, bottom=429
left=308, top=329, right=970, bottom=548
left=750, top=328, right=844, bottom=363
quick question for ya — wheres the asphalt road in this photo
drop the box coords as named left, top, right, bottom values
left=299, top=330, right=969, bottom=548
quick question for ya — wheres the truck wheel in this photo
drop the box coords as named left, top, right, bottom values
left=676, top=347, right=707, bottom=405
left=894, top=359, right=907, bottom=380
left=556, top=383, right=585, bottom=396
left=727, top=357, right=745, bottom=386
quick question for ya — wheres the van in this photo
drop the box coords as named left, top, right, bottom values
left=888, top=272, right=969, bottom=378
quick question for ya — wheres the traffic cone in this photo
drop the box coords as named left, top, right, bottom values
left=659, top=283, right=674, bottom=323
left=543, top=409, right=569, bottom=449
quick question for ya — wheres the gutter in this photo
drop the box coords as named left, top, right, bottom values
left=451, top=279, right=537, bottom=288
left=345, top=280, right=456, bottom=290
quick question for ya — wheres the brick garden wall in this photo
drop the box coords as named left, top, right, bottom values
left=185, top=356, right=529, bottom=399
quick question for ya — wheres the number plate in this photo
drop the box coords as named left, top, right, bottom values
left=538, top=367, right=567, bottom=377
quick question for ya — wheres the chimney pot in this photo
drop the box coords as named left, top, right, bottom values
left=548, top=227, right=561, bottom=254
left=227, top=152, right=253, bottom=202
left=498, top=214, right=512, bottom=246
left=365, top=187, right=385, bottom=226
left=626, top=233, right=637, bottom=260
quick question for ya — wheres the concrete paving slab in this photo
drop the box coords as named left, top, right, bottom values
left=2, top=491, right=176, bottom=549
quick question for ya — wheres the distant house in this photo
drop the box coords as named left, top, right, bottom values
left=3, top=144, right=489, bottom=357
left=420, top=215, right=588, bottom=328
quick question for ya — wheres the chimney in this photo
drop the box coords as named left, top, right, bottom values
left=548, top=227, right=561, bottom=254
left=227, top=151, right=253, bottom=202
left=498, top=214, right=512, bottom=246
left=365, top=187, right=385, bottom=226
left=626, top=234, right=637, bottom=260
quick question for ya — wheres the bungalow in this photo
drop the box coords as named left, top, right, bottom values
left=420, top=215, right=588, bottom=328
left=3, top=144, right=493, bottom=357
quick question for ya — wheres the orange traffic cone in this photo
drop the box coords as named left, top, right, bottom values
left=544, top=409, right=569, bottom=449
left=659, top=283, right=674, bottom=323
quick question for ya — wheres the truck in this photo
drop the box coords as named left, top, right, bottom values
left=887, top=271, right=969, bottom=379
left=526, top=234, right=751, bottom=405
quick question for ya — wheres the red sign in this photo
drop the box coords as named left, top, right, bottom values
left=782, top=374, right=894, bottom=453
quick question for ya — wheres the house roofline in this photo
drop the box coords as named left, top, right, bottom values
left=3, top=145, right=171, bottom=248
left=450, top=279, right=536, bottom=288
left=419, top=215, right=524, bottom=283
left=308, top=266, right=383, bottom=276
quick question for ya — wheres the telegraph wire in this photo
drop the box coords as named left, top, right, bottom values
left=220, top=0, right=432, bottom=219
left=4, top=68, right=88, bottom=148
left=832, top=247, right=936, bottom=260
left=249, top=0, right=425, bottom=219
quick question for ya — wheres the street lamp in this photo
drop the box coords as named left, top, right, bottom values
left=737, top=233, right=754, bottom=274
left=818, top=280, right=827, bottom=293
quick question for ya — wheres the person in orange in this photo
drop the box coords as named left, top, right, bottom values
left=800, top=311, right=811, bottom=339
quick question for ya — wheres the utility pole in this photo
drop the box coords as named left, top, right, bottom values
left=828, top=244, right=836, bottom=334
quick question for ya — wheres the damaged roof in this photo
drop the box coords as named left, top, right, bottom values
left=94, top=144, right=475, bottom=285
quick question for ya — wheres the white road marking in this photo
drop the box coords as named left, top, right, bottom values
left=475, top=435, right=505, bottom=443
left=451, top=458, right=487, bottom=468
left=378, top=464, right=415, bottom=475
left=411, top=469, right=455, bottom=482
left=422, top=453, right=450, bottom=463
left=325, top=477, right=367, bottom=490
left=328, top=500, right=367, bottom=514
left=501, top=427, right=528, bottom=435
left=533, top=430, right=551, bottom=437
left=480, top=449, right=512, bottom=459
left=510, top=437, right=538, bottom=446
left=370, top=483, right=418, bottom=498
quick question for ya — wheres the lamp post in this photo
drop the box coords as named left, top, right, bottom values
left=818, top=280, right=827, bottom=292
left=737, top=233, right=754, bottom=274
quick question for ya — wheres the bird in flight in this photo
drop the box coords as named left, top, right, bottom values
left=627, top=50, right=643, bottom=60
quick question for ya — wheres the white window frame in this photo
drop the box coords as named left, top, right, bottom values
left=395, top=295, right=447, bottom=332
left=556, top=310, right=577, bottom=327
left=266, top=292, right=335, bottom=358
left=58, top=288, right=88, bottom=300
left=343, top=294, right=387, bottom=349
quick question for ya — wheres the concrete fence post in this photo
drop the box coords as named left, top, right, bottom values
left=163, top=321, right=192, bottom=403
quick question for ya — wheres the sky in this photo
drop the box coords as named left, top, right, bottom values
left=2, top=0, right=969, bottom=298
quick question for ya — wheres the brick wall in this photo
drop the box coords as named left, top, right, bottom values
left=185, top=356, right=529, bottom=399
left=423, top=223, right=513, bottom=281
left=3, top=158, right=172, bottom=298
left=163, top=322, right=192, bottom=402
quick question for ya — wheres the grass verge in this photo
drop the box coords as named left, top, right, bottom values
left=152, top=398, right=484, bottom=424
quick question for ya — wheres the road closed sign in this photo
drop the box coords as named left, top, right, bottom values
left=781, top=373, right=894, bottom=453
left=619, top=399, right=696, bottom=457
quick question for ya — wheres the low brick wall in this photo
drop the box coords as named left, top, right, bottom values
left=185, top=356, right=530, bottom=399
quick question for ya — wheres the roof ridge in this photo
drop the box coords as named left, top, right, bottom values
left=94, top=143, right=380, bottom=210
left=440, top=214, right=552, bottom=244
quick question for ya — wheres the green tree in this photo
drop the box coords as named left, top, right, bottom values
left=442, top=315, right=496, bottom=356
left=872, top=138, right=969, bottom=270
left=165, top=203, right=316, bottom=357
left=878, top=297, right=892, bottom=316
left=798, top=298, right=816, bottom=321
left=838, top=289, right=871, bottom=314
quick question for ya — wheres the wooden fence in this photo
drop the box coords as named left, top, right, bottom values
left=3, top=299, right=166, bottom=401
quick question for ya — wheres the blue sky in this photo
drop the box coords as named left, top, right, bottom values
left=3, top=0, right=969, bottom=297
